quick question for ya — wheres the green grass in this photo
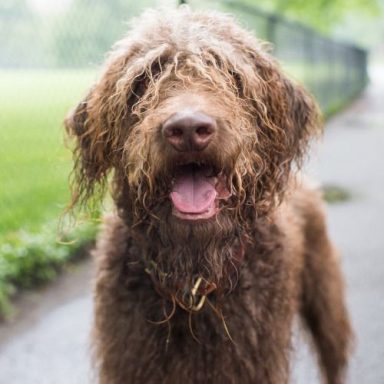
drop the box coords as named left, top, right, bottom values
left=0, top=69, right=100, bottom=316
left=0, top=69, right=98, bottom=235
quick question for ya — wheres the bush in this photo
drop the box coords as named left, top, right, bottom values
left=0, top=221, right=97, bottom=318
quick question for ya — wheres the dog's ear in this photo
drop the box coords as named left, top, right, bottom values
left=234, top=52, right=321, bottom=212
left=65, top=79, right=135, bottom=210
left=236, top=49, right=321, bottom=166
left=259, top=67, right=321, bottom=203
left=64, top=88, right=113, bottom=209
left=276, top=74, right=321, bottom=164
left=65, top=42, right=172, bottom=210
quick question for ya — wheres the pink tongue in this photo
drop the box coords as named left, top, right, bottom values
left=170, top=171, right=217, bottom=214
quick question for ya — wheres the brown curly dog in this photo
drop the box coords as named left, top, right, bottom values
left=65, top=7, right=352, bottom=384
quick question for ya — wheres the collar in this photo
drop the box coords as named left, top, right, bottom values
left=144, top=235, right=246, bottom=312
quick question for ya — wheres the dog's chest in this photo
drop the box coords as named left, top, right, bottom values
left=121, top=253, right=296, bottom=384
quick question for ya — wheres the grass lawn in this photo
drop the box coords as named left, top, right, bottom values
left=0, top=69, right=100, bottom=316
left=0, top=69, right=98, bottom=237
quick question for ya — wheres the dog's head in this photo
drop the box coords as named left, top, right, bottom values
left=65, top=8, right=320, bottom=300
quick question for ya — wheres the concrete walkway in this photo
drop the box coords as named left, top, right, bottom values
left=295, top=64, right=384, bottom=384
left=0, top=65, right=383, bottom=384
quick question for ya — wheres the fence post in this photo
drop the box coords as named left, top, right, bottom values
left=266, top=14, right=278, bottom=45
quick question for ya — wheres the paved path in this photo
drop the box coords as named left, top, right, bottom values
left=0, top=66, right=383, bottom=383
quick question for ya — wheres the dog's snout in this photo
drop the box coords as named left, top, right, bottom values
left=162, top=112, right=216, bottom=152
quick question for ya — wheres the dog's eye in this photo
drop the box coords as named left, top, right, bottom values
left=131, top=75, right=147, bottom=100
left=130, top=58, right=169, bottom=102
left=230, top=71, right=243, bottom=96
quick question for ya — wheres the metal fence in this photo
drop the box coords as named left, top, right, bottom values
left=188, top=0, right=368, bottom=115
left=0, top=0, right=368, bottom=113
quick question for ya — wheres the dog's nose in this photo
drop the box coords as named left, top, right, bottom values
left=162, top=112, right=216, bottom=152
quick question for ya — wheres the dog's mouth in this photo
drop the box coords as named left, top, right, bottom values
left=170, top=162, right=231, bottom=221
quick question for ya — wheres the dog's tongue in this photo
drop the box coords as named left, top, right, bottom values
left=170, top=170, right=217, bottom=214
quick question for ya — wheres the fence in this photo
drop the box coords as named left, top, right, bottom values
left=0, top=0, right=368, bottom=113
left=188, top=0, right=368, bottom=115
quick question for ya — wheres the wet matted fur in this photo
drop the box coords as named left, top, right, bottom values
left=65, top=7, right=352, bottom=384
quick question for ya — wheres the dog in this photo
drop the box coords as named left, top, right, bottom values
left=65, top=7, right=352, bottom=384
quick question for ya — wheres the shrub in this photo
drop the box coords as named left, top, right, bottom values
left=0, top=221, right=97, bottom=318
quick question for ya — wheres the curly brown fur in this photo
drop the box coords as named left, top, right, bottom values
left=65, top=7, right=352, bottom=384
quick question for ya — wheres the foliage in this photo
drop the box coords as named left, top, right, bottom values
left=0, top=69, right=101, bottom=317
left=240, top=0, right=381, bottom=33
left=0, top=221, right=97, bottom=317
left=0, top=68, right=89, bottom=313
left=333, top=5, right=384, bottom=48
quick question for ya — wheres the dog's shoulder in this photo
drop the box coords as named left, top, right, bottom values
left=273, top=175, right=326, bottom=240
left=93, top=213, right=130, bottom=260
left=285, top=175, right=325, bottom=216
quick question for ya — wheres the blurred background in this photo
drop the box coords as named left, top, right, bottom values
left=0, top=0, right=383, bottom=383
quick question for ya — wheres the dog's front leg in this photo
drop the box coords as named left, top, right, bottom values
left=299, top=202, right=353, bottom=384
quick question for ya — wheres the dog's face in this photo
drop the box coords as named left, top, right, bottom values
left=66, top=9, right=318, bottom=223
left=65, top=9, right=319, bottom=295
